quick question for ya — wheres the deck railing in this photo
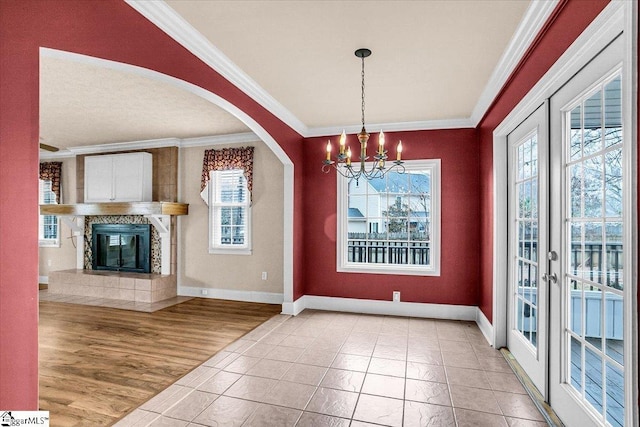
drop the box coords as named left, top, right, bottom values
left=347, top=233, right=430, bottom=265
left=520, top=241, right=623, bottom=289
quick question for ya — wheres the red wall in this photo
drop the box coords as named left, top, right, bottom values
left=476, top=0, right=610, bottom=322
left=0, top=0, right=304, bottom=407
left=0, top=4, right=40, bottom=408
left=303, top=129, right=480, bottom=305
left=1, top=0, right=634, bottom=411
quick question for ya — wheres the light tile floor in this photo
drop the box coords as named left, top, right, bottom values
left=115, top=310, right=548, bottom=426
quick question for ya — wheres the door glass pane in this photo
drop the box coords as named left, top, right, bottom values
left=570, top=223, right=583, bottom=278
left=529, top=306, right=537, bottom=346
left=569, top=280, right=583, bottom=335
left=605, top=222, right=623, bottom=290
left=585, top=287, right=603, bottom=350
left=604, top=290, right=624, bottom=364
left=519, top=221, right=525, bottom=258
left=570, top=335, right=583, bottom=390
left=570, top=105, right=582, bottom=161
left=120, top=235, right=137, bottom=268
left=604, top=77, right=622, bottom=148
left=583, top=156, right=603, bottom=218
left=584, top=346, right=603, bottom=414
left=564, top=73, right=624, bottom=427
left=584, top=90, right=603, bottom=156
left=517, top=298, right=525, bottom=335
left=518, top=143, right=524, bottom=180
left=531, top=180, right=538, bottom=220
left=570, top=163, right=583, bottom=218
left=605, top=361, right=624, bottom=427
left=605, top=149, right=623, bottom=217
left=584, top=222, right=603, bottom=285
left=523, top=139, right=532, bottom=178
left=513, top=131, right=538, bottom=349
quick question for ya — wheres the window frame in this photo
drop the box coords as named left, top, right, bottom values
left=208, top=169, right=252, bottom=255
left=336, top=159, right=441, bottom=276
left=39, top=178, right=60, bottom=247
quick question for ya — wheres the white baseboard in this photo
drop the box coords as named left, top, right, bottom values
left=281, top=297, right=307, bottom=316
left=179, top=286, right=283, bottom=305
left=188, top=291, right=495, bottom=338
left=475, top=307, right=494, bottom=346
left=39, top=275, right=49, bottom=284
left=289, top=295, right=479, bottom=321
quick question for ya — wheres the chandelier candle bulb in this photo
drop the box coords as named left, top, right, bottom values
left=346, top=147, right=352, bottom=166
left=340, top=130, right=346, bottom=154
left=326, top=140, right=332, bottom=161
left=397, top=141, right=403, bottom=161
left=379, top=131, right=385, bottom=155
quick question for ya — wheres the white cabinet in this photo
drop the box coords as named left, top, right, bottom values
left=84, top=153, right=152, bottom=202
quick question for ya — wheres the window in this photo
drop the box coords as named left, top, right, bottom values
left=39, top=179, right=59, bottom=247
left=209, top=169, right=251, bottom=254
left=337, top=159, right=441, bottom=275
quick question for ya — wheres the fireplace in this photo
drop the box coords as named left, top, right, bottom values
left=92, top=224, right=151, bottom=273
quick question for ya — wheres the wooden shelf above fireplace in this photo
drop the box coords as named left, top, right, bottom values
left=40, top=202, right=189, bottom=216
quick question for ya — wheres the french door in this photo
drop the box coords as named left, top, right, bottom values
left=548, top=34, right=627, bottom=427
left=506, top=28, right=631, bottom=426
left=507, top=103, right=549, bottom=396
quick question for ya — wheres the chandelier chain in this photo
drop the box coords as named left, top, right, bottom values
left=361, top=55, right=366, bottom=129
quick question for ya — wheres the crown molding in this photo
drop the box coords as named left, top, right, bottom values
left=39, top=150, right=76, bottom=160
left=470, top=0, right=559, bottom=126
left=307, top=117, right=475, bottom=138
left=66, top=137, right=181, bottom=155
left=125, top=0, right=308, bottom=137
left=39, top=132, right=261, bottom=158
left=181, top=132, right=261, bottom=147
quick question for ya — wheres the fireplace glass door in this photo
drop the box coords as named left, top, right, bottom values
left=92, top=224, right=151, bottom=273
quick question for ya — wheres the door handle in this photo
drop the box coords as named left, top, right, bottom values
left=543, top=272, right=557, bottom=284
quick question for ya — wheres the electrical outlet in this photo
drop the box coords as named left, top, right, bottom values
left=47, top=259, right=52, bottom=267
left=201, top=289, right=208, bottom=296
left=393, top=291, right=401, bottom=302
left=261, top=272, right=268, bottom=280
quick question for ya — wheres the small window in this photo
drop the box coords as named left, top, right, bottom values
left=39, top=179, right=59, bottom=247
left=337, top=159, right=441, bottom=276
left=209, top=169, right=252, bottom=255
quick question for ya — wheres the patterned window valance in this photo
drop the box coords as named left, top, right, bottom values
left=200, top=147, right=254, bottom=204
left=39, top=162, right=62, bottom=204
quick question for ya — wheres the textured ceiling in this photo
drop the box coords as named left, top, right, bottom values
left=39, top=57, right=251, bottom=150
left=39, top=0, right=532, bottom=152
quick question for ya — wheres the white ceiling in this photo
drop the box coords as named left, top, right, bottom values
left=40, top=0, right=534, bottom=154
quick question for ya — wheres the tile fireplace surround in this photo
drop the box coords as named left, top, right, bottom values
left=48, top=269, right=177, bottom=303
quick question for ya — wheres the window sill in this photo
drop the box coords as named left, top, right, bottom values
left=337, top=263, right=440, bottom=277
left=209, top=247, right=252, bottom=256
left=39, top=240, right=60, bottom=248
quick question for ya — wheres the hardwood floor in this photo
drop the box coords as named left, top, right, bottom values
left=38, top=298, right=281, bottom=426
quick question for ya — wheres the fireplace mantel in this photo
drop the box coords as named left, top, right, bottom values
left=40, top=202, right=186, bottom=276
left=39, top=201, right=188, bottom=216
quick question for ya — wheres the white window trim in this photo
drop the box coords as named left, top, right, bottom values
left=208, top=169, right=252, bottom=255
left=39, top=179, right=60, bottom=248
left=336, top=159, right=441, bottom=276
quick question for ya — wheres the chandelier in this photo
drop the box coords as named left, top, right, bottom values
left=322, top=48, right=404, bottom=181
